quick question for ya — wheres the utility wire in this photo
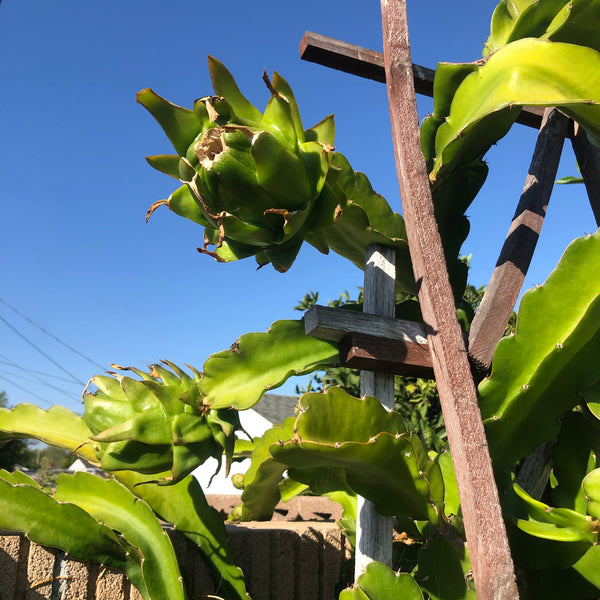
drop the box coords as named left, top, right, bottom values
left=0, top=315, right=85, bottom=385
left=0, top=373, right=53, bottom=406
left=0, top=297, right=106, bottom=371
left=0, top=364, right=81, bottom=403
left=0, top=356, right=79, bottom=384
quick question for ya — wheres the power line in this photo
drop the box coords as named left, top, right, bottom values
left=0, top=363, right=81, bottom=403
left=0, top=373, right=53, bottom=406
left=0, top=315, right=85, bottom=385
left=0, top=297, right=106, bottom=371
left=0, top=356, right=80, bottom=384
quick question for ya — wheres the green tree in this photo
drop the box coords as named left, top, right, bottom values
left=0, top=391, right=36, bottom=470
left=38, top=445, right=72, bottom=469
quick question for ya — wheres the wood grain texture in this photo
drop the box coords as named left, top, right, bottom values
left=304, top=305, right=428, bottom=344
left=300, top=30, right=434, bottom=96
left=468, top=108, right=568, bottom=374
left=380, top=2, right=518, bottom=598
left=354, top=245, right=396, bottom=576
left=339, top=331, right=433, bottom=377
left=515, top=442, right=554, bottom=501
left=299, top=30, right=545, bottom=129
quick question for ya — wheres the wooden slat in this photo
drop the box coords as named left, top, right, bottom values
left=468, top=108, right=568, bottom=374
left=380, top=2, right=519, bottom=598
left=303, top=305, right=427, bottom=344
left=300, top=30, right=434, bottom=96
left=299, top=30, right=545, bottom=129
left=569, top=122, right=600, bottom=227
left=354, top=245, right=396, bottom=576
left=304, top=305, right=432, bottom=376
left=515, top=442, right=554, bottom=501
left=339, top=332, right=433, bottom=378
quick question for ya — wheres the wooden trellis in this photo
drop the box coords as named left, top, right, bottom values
left=300, top=2, right=600, bottom=599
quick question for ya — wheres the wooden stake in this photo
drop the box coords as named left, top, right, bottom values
left=468, top=108, right=568, bottom=374
left=380, top=1, right=519, bottom=598
left=354, top=244, right=395, bottom=577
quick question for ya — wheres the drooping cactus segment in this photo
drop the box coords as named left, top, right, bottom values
left=140, top=57, right=413, bottom=288
left=83, top=361, right=242, bottom=484
left=139, top=57, right=334, bottom=273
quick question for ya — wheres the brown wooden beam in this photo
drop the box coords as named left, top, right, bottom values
left=300, top=30, right=435, bottom=96
left=304, top=305, right=433, bottom=377
left=380, top=2, right=518, bottom=597
left=300, top=30, right=545, bottom=129
left=468, top=108, right=569, bottom=374
left=339, top=332, right=433, bottom=378
left=515, top=442, right=555, bottom=501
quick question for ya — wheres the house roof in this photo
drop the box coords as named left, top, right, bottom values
left=67, top=458, right=100, bottom=471
left=253, top=393, right=298, bottom=425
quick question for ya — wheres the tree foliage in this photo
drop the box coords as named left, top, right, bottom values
left=0, top=392, right=36, bottom=470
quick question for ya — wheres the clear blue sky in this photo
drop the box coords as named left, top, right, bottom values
left=0, top=1, right=592, bottom=413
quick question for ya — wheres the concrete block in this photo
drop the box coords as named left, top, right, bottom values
left=1, top=521, right=350, bottom=600
left=51, top=554, right=92, bottom=599
left=25, top=543, right=55, bottom=599
left=171, top=532, right=217, bottom=596
left=206, top=495, right=343, bottom=522
left=94, top=566, right=127, bottom=599
left=0, top=535, right=24, bottom=598
left=224, top=521, right=350, bottom=600
left=295, top=524, right=322, bottom=599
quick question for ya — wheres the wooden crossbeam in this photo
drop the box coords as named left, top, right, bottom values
left=304, top=305, right=427, bottom=343
left=340, top=332, right=433, bottom=378
left=300, top=30, right=545, bottom=129
left=300, top=30, right=435, bottom=95
left=304, top=305, right=433, bottom=377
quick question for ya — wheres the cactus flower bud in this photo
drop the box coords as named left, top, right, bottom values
left=83, top=361, right=242, bottom=485
left=231, top=472, right=246, bottom=490
left=139, top=56, right=334, bottom=272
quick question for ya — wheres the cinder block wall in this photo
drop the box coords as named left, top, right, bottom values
left=0, top=521, right=351, bottom=600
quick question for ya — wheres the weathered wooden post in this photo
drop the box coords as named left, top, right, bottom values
left=354, top=244, right=396, bottom=576
left=468, top=107, right=569, bottom=373
left=380, top=1, right=519, bottom=597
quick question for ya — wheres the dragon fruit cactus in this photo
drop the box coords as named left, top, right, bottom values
left=83, top=361, right=242, bottom=484
left=139, top=56, right=335, bottom=272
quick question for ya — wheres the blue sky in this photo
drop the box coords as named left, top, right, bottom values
left=0, top=1, right=592, bottom=413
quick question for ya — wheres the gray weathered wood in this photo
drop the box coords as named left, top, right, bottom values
left=569, top=121, right=600, bottom=227
left=516, top=442, right=555, bottom=501
left=299, top=30, right=545, bottom=129
left=304, top=304, right=432, bottom=376
left=304, top=305, right=427, bottom=343
left=380, top=2, right=519, bottom=598
left=354, top=244, right=396, bottom=577
left=468, top=108, right=568, bottom=374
